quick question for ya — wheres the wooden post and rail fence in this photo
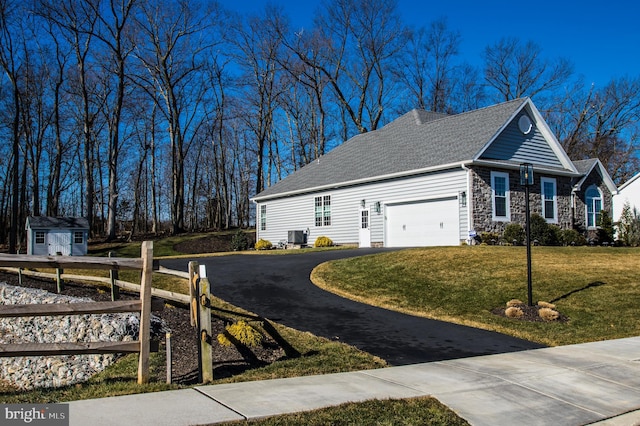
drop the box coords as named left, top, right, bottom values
left=0, top=243, right=218, bottom=385
left=0, top=241, right=156, bottom=384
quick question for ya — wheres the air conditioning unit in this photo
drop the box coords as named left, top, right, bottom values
left=288, top=230, right=307, bottom=245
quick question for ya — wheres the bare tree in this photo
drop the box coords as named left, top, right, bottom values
left=133, top=0, right=218, bottom=233
left=549, top=77, right=640, bottom=183
left=37, top=0, right=101, bottom=236
left=284, top=0, right=408, bottom=137
left=0, top=0, right=25, bottom=252
left=87, top=0, right=139, bottom=240
left=484, top=37, right=573, bottom=102
left=227, top=5, right=286, bottom=194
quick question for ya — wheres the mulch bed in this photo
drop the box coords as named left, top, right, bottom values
left=0, top=271, right=285, bottom=387
left=491, top=304, right=569, bottom=323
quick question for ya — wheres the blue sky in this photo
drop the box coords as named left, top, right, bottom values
left=221, top=0, right=640, bottom=87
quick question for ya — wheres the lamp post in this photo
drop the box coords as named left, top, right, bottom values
left=520, top=163, right=534, bottom=306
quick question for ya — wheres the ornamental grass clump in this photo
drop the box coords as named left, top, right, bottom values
left=217, top=320, right=263, bottom=348
left=537, top=301, right=556, bottom=309
left=506, top=299, right=524, bottom=308
left=505, top=306, right=524, bottom=318
left=538, top=307, right=560, bottom=321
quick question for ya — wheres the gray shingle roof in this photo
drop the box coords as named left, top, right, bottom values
left=27, top=216, right=90, bottom=229
left=255, top=98, right=528, bottom=200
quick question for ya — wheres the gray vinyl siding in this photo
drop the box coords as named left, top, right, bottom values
left=256, top=168, right=468, bottom=246
left=480, top=112, right=563, bottom=168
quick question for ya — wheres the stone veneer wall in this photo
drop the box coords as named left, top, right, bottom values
left=572, top=167, right=613, bottom=239
left=470, top=166, right=574, bottom=235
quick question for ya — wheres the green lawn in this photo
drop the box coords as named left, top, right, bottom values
left=312, top=246, right=640, bottom=347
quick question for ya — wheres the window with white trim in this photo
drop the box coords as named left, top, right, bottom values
left=541, top=177, right=557, bottom=223
left=74, top=231, right=84, bottom=244
left=260, top=205, right=267, bottom=231
left=315, top=195, right=331, bottom=226
left=586, top=185, right=602, bottom=228
left=35, top=231, right=45, bottom=245
left=491, top=171, right=510, bottom=221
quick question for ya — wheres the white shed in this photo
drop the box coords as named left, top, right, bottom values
left=25, top=216, right=90, bottom=256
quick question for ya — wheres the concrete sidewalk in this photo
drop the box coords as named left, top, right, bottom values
left=68, top=337, right=640, bottom=426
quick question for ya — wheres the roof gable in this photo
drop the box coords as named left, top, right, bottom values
left=572, top=159, right=617, bottom=194
left=26, top=216, right=90, bottom=230
left=476, top=99, right=576, bottom=172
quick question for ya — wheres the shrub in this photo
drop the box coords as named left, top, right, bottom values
left=505, top=306, right=524, bottom=318
left=255, top=239, right=272, bottom=250
left=230, top=229, right=249, bottom=251
left=480, top=231, right=501, bottom=245
left=598, top=210, right=614, bottom=244
left=560, top=229, right=586, bottom=246
left=506, top=299, right=524, bottom=307
left=503, top=223, right=525, bottom=245
left=617, top=202, right=640, bottom=246
left=314, top=236, right=334, bottom=247
left=527, top=214, right=561, bottom=245
left=538, top=307, right=560, bottom=321
left=217, top=320, right=263, bottom=348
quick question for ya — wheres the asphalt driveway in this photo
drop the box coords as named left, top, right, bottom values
left=160, top=249, right=544, bottom=365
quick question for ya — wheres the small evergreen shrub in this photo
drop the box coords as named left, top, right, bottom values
left=503, top=223, right=525, bottom=245
left=617, top=202, right=640, bottom=246
left=480, top=231, right=501, bottom=245
left=314, top=236, right=334, bottom=247
left=505, top=306, right=524, bottom=318
left=560, top=229, right=586, bottom=246
left=217, top=320, right=263, bottom=348
left=231, top=229, right=249, bottom=251
left=538, top=307, right=560, bottom=321
left=598, top=210, right=614, bottom=244
left=255, top=239, right=272, bottom=250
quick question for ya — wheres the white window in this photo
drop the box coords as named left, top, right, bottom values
left=260, top=205, right=267, bottom=231
left=35, top=231, right=45, bottom=245
left=586, top=185, right=602, bottom=228
left=541, top=177, right=557, bottom=223
left=491, top=171, right=510, bottom=221
left=74, top=231, right=84, bottom=244
left=315, top=195, right=331, bottom=227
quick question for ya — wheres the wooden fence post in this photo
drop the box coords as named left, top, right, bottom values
left=188, top=261, right=199, bottom=327
left=56, top=268, right=64, bottom=293
left=137, top=241, right=153, bottom=385
left=109, top=252, right=120, bottom=301
left=197, top=265, right=213, bottom=383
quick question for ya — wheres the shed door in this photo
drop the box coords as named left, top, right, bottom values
left=386, top=198, right=459, bottom=247
left=48, top=231, right=71, bottom=255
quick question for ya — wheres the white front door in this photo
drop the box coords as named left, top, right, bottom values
left=359, top=208, right=371, bottom=248
left=47, top=231, right=71, bottom=255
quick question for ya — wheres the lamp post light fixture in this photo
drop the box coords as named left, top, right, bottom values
left=520, top=163, right=534, bottom=306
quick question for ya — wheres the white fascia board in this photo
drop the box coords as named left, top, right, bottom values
left=470, top=159, right=582, bottom=177
left=251, top=161, right=469, bottom=202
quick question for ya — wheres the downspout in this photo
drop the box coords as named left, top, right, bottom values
left=462, top=163, right=473, bottom=244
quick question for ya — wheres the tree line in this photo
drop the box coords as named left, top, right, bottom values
left=1, top=0, right=639, bottom=252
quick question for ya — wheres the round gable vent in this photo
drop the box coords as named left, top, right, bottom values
left=518, top=115, right=533, bottom=135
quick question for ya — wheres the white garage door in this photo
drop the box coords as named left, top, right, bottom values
left=386, top=198, right=460, bottom=247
